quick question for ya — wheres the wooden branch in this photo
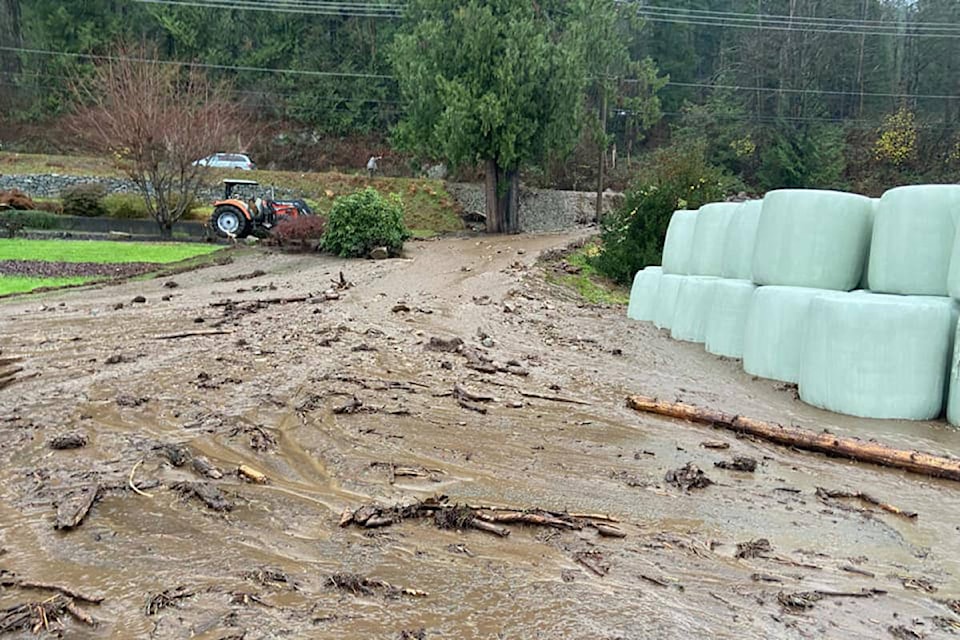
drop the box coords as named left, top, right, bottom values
left=626, top=395, right=960, bottom=483
left=55, top=484, right=101, bottom=530
left=519, top=390, right=591, bottom=405
left=815, top=487, right=918, bottom=519
left=152, top=329, right=232, bottom=340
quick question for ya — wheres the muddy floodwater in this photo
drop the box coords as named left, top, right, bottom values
left=1, top=234, right=959, bottom=639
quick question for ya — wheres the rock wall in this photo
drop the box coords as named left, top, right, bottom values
left=0, top=173, right=621, bottom=232
left=445, top=182, right=622, bottom=232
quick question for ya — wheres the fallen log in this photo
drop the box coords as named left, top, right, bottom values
left=519, top=390, right=590, bottom=406
left=0, top=577, right=104, bottom=604
left=626, top=395, right=960, bottom=483
left=815, top=487, right=918, bottom=519
left=152, top=329, right=232, bottom=340
left=55, top=484, right=100, bottom=530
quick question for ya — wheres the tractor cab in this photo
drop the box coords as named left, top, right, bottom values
left=210, top=179, right=313, bottom=239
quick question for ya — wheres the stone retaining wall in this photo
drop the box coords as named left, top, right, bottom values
left=1, top=173, right=622, bottom=233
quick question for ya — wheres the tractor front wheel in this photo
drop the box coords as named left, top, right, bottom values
left=210, top=205, right=251, bottom=239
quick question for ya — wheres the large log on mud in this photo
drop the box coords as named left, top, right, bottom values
left=626, top=395, right=960, bottom=482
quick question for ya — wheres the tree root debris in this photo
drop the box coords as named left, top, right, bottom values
left=242, top=568, right=298, bottom=591
left=715, top=456, right=758, bottom=473
left=339, top=496, right=621, bottom=539
left=171, top=482, right=234, bottom=512
left=777, top=588, right=886, bottom=611
left=735, top=538, right=773, bottom=559
left=144, top=587, right=194, bottom=616
left=0, top=595, right=96, bottom=634
left=665, top=463, right=713, bottom=491
left=327, top=573, right=427, bottom=598
left=48, top=434, right=88, bottom=450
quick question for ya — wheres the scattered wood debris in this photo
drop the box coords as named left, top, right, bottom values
left=171, top=482, right=233, bottom=512
left=735, top=538, right=773, bottom=559
left=665, top=463, right=713, bottom=491
left=238, top=465, right=268, bottom=484
left=777, top=588, right=886, bottom=611
left=327, top=573, right=427, bottom=598
left=715, top=456, right=758, bottom=473
left=815, top=487, right=918, bottom=519
left=48, top=434, right=88, bottom=450
left=0, top=594, right=96, bottom=634
left=191, top=455, right=223, bottom=479
left=700, top=441, right=730, bottom=450
left=242, top=568, right=298, bottom=590
left=153, top=329, right=233, bottom=340
left=574, top=551, right=609, bottom=577
left=145, top=587, right=194, bottom=616
left=0, top=574, right=103, bottom=604
left=219, top=269, right=266, bottom=282
left=55, top=484, right=101, bottom=530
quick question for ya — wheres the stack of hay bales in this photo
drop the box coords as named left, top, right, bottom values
left=625, top=183, right=960, bottom=424
left=800, top=185, right=960, bottom=420
left=627, top=267, right=662, bottom=322
left=743, top=190, right=874, bottom=383
left=653, top=210, right=697, bottom=330
left=671, top=203, right=739, bottom=342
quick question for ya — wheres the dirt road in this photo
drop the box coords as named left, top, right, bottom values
left=1, top=234, right=959, bottom=639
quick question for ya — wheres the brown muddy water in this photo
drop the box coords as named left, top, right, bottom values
left=1, top=234, right=959, bottom=639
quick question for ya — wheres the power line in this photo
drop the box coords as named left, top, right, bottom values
left=136, top=0, right=403, bottom=17
left=0, top=46, right=396, bottom=80
left=662, top=80, right=960, bottom=101
left=629, top=4, right=960, bottom=33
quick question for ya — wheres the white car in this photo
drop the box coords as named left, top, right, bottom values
left=193, top=153, right=256, bottom=170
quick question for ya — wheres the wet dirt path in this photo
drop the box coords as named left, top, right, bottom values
left=1, top=235, right=959, bottom=639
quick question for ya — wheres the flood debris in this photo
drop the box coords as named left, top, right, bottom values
left=327, top=573, right=427, bottom=598
left=340, top=496, right=620, bottom=539
left=700, top=441, right=730, bottom=450
left=398, top=629, right=427, bottom=640
left=48, top=434, right=87, bottom=450
left=191, top=455, right=224, bottom=479
left=452, top=383, right=492, bottom=414
left=777, top=588, right=886, bottom=611
left=715, top=456, right=758, bottom=473
left=887, top=625, right=925, bottom=639
left=153, top=329, right=233, bottom=340
left=219, top=269, right=266, bottom=282
left=815, top=487, right=918, bottom=519
left=0, top=574, right=104, bottom=604
left=517, top=390, right=590, bottom=405
left=573, top=551, right=609, bottom=577
left=116, top=394, right=149, bottom=408
left=900, top=576, right=938, bottom=593
left=144, top=587, right=194, bottom=616
left=156, top=443, right=190, bottom=467
left=0, top=594, right=96, bottom=634
left=665, top=463, right=713, bottom=491
left=54, top=483, right=101, bottom=530
left=171, top=482, right=234, bottom=512
left=627, top=395, right=960, bottom=483
left=371, top=462, right=446, bottom=484
left=242, top=568, right=298, bottom=590
left=238, top=464, right=268, bottom=484
left=735, top=538, right=773, bottom=559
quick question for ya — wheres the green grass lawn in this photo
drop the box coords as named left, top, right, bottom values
left=0, top=239, right=222, bottom=264
left=546, top=243, right=630, bottom=305
left=0, top=275, right=96, bottom=295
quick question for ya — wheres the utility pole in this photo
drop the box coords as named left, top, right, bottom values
left=595, top=85, right=607, bottom=223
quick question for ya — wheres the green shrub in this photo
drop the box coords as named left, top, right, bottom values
left=0, top=210, right=61, bottom=236
left=592, top=141, right=739, bottom=285
left=321, top=187, right=410, bottom=258
left=756, top=123, right=847, bottom=191
left=103, top=193, right=149, bottom=219
left=61, top=184, right=107, bottom=217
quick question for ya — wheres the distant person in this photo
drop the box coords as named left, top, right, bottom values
left=366, top=155, right=382, bottom=178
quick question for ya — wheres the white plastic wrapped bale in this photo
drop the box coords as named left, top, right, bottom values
left=752, top=190, right=874, bottom=291
left=859, top=198, right=880, bottom=290
left=868, top=186, right=960, bottom=296
left=689, top=203, right=739, bottom=276
left=742, top=286, right=849, bottom=384
left=653, top=274, right=684, bottom=330
left=721, top=201, right=762, bottom=280
left=661, top=210, right=698, bottom=275
left=705, top=279, right=757, bottom=358
left=947, top=323, right=960, bottom=426
left=627, top=267, right=663, bottom=322
left=671, top=276, right=717, bottom=343
left=801, top=294, right=958, bottom=420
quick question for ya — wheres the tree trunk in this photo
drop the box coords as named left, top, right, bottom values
left=158, top=219, right=173, bottom=239
left=484, top=158, right=501, bottom=233
left=505, top=168, right=519, bottom=234
left=595, top=88, right=607, bottom=222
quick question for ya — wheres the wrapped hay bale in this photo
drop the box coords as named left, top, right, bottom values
left=671, top=276, right=718, bottom=343
left=705, top=279, right=757, bottom=358
left=689, top=203, right=739, bottom=276
left=742, top=286, right=849, bottom=384
left=800, top=294, right=957, bottom=420
left=721, top=201, right=762, bottom=280
left=752, top=190, right=873, bottom=291
left=859, top=198, right=880, bottom=290
left=627, top=267, right=663, bottom=322
left=654, top=274, right=684, bottom=330
left=868, top=186, right=960, bottom=296
left=661, top=210, right=698, bottom=275
left=947, top=323, right=960, bottom=426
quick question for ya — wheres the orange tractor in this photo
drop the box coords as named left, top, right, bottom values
left=209, top=179, right=314, bottom=238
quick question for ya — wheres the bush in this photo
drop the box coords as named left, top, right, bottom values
left=756, top=123, right=847, bottom=191
left=270, top=215, right=328, bottom=250
left=33, top=199, right=64, bottom=215
left=321, top=187, right=410, bottom=258
left=0, top=210, right=61, bottom=236
left=62, top=184, right=107, bottom=217
left=103, top=193, right=149, bottom=219
left=592, top=141, right=739, bottom=285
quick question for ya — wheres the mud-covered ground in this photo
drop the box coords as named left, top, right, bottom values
left=1, top=234, right=959, bottom=639
left=0, top=260, right=158, bottom=279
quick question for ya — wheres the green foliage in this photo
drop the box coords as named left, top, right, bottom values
left=61, top=183, right=107, bottom=217
left=321, top=188, right=410, bottom=258
left=0, top=210, right=61, bottom=235
left=547, top=244, right=630, bottom=305
left=593, top=141, right=738, bottom=285
left=102, top=193, right=149, bottom=219
left=391, top=0, right=589, bottom=171
left=756, top=123, right=847, bottom=191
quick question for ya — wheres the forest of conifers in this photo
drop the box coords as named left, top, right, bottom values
left=1, top=0, right=958, bottom=194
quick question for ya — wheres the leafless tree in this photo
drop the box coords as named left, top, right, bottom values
left=71, top=45, right=242, bottom=237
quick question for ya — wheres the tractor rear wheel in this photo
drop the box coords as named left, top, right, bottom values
left=210, top=205, right=251, bottom=239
